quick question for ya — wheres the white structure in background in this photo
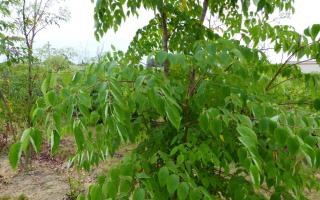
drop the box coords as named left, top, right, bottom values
left=294, top=60, right=320, bottom=73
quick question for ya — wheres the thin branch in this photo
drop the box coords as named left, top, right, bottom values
left=267, top=77, right=297, bottom=90
left=265, top=48, right=300, bottom=91
left=267, top=58, right=315, bottom=90
left=294, top=58, right=314, bottom=65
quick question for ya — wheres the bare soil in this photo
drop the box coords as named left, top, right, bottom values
left=0, top=137, right=135, bottom=200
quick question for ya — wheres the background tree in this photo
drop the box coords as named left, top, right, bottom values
left=14, top=0, right=70, bottom=124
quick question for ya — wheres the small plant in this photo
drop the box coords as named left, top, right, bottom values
left=66, top=174, right=85, bottom=200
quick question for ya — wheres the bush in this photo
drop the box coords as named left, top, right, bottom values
left=44, top=55, right=71, bottom=72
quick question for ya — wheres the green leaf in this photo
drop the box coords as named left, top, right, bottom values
left=30, top=129, right=42, bottom=153
left=77, top=194, right=86, bottom=200
left=165, top=102, right=181, bottom=129
left=249, top=164, right=260, bottom=186
left=32, top=108, right=44, bottom=124
left=20, top=128, right=31, bottom=152
left=274, top=127, right=289, bottom=147
left=189, top=188, right=202, bottom=199
left=156, top=51, right=168, bottom=64
left=119, top=180, right=131, bottom=195
left=74, top=123, right=85, bottom=151
left=76, top=194, right=85, bottom=200
left=109, top=80, right=125, bottom=106
left=177, top=182, right=189, bottom=200
left=78, top=91, right=91, bottom=108
left=72, top=72, right=82, bottom=84
left=253, top=0, right=260, bottom=6
left=158, top=167, right=169, bottom=187
left=237, top=125, right=258, bottom=148
left=45, top=91, right=57, bottom=106
left=287, top=136, right=300, bottom=155
left=51, top=130, right=60, bottom=154
left=210, top=118, right=222, bottom=136
left=9, top=142, right=22, bottom=169
left=238, top=115, right=252, bottom=128
left=89, top=184, right=102, bottom=200
left=133, top=188, right=145, bottom=200
left=311, top=24, right=320, bottom=40
left=104, top=181, right=118, bottom=198
left=166, top=174, right=179, bottom=196
left=199, top=112, right=209, bottom=132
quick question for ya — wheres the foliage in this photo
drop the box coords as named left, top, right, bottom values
left=8, top=0, right=320, bottom=199
left=44, top=55, right=71, bottom=72
left=0, top=64, right=45, bottom=124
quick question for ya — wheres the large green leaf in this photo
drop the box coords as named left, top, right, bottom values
left=237, top=125, right=258, bottom=148
left=287, top=136, right=300, bottom=155
left=9, top=142, right=22, bottom=169
left=74, top=123, right=85, bottom=151
left=166, top=174, right=179, bottom=196
left=165, top=102, right=181, bottom=130
left=177, top=182, right=189, bottom=200
left=20, top=128, right=31, bottom=152
left=45, top=91, right=57, bottom=106
left=158, top=167, right=169, bottom=187
left=274, top=127, right=289, bottom=147
left=104, top=181, right=118, bottom=199
left=133, top=188, right=145, bottom=200
left=30, top=129, right=42, bottom=153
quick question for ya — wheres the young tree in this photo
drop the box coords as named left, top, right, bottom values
left=10, top=0, right=320, bottom=199
left=14, top=0, right=70, bottom=123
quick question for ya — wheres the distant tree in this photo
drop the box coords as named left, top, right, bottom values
left=36, top=42, right=78, bottom=63
left=44, top=54, right=71, bottom=72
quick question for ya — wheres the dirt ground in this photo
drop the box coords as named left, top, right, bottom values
left=0, top=138, right=135, bottom=200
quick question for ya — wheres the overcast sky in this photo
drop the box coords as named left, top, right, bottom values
left=34, top=0, right=320, bottom=60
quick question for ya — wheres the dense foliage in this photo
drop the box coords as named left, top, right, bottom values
left=8, top=0, right=320, bottom=199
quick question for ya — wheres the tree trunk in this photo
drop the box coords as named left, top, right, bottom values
left=161, top=10, right=169, bottom=77
left=200, top=0, right=209, bottom=24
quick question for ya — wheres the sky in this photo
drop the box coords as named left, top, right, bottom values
left=35, top=0, right=154, bottom=61
left=34, top=0, right=320, bottom=61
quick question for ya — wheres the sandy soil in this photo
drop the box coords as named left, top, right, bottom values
left=0, top=138, right=135, bottom=200
left=0, top=155, right=68, bottom=200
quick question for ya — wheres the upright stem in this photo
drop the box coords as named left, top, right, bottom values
left=161, top=10, right=169, bottom=77
left=183, top=0, right=210, bottom=143
left=200, top=0, right=209, bottom=24
left=22, top=0, right=34, bottom=170
left=188, top=0, right=209, bottom=97
left=22, top=0, right=33, bottom=126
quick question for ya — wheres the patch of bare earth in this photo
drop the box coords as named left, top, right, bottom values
left=0, top=136, right=135, bottom=200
